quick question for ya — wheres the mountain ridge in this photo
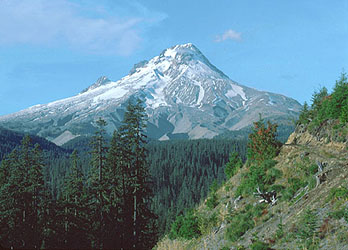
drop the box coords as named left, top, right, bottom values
left=0, top=43, right=301, bottom=145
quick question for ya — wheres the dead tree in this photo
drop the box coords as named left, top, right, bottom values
left=254, top=187, right=277, bottom=206
left=234, top=195, right=242, bottom=209
left=315, top=161, right=328, bottom=188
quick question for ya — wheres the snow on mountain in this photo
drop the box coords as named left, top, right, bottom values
left=0, top=43, right=302, bottom=145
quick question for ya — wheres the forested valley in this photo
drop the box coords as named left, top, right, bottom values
left=0, top=99, right=248, bottom=249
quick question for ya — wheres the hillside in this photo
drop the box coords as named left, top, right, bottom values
left=0, top=126, right=70, bottom=161
left=157, top=74, right=348, bottom=250
left=157, top=122, right=348, bottom=250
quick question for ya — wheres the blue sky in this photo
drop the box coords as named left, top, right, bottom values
left=0, top=0, right=347, bottom=115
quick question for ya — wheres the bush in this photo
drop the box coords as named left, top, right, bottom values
left=206, top=193, right=218, bottom=210
left=226, top=214, right=253, bottom=242
left=249, top=240, right=271, bottom=250
left=327, top=187, right=348, bottom=202
left=236, top=160, right=279, bottom=197
left=281, top=177, right=306, bottom=201
left=225, top=204, right=266, bottom=242
left=296, top=209, right=319, bottom=249
left=225, top=152, right=243, bottom=179
left=329, top=208, right=345, bottom=220
left=169, top=210, right=201, bottom=240
left=199, top=212, right=218, bottom=234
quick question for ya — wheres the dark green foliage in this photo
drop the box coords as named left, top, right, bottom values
left=0, top=136, right=48, bottom=249
left=0, top=126, right=70, bottom=161
left=107, top=99, right=157, bottom=249
left=275, top=217, right=284, bottom=239
left=297, top=102, right=310, bottom=125
left=329, top=208, right=346, bottom=220
left=0, top=99, right=159, bottom=249
left=206, top=193, right=218, bottom=210
left=148, top=138, right=247, bottom=234
left=296, top=209, right=319, bottom=249
left=344, top=207, right=348, bottom=223
left=236, top=160, right=279, bottom=197
left=225, top=204, right=266, bottom=242
left=249, top=240, right=271, bottom=250
left=87, top=117, right=109, bottom=248
left=308, top=164, right=319, bottom=175
left=327, top=186, right=348, bottom=201
left=330, top=73, right=348, bottom=123
left=298, top=73, right=348, bottom=131
left=281, top=177, right=306, bottom=201
left=169, top=210, right=201, bottom=240
left=59, top=150, right=90, bottom=249
left=225, top=151, right=243, bottom=179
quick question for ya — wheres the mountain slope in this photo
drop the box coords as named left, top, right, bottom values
left=0, top=43, right=301, bottom=145
left=156, top=122, right=348, bottom=250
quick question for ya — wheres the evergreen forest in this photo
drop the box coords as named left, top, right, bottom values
left=0, top=99, right=248, bottom=249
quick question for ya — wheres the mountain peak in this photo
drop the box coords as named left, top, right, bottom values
left=160, top=43, right=202, bottom=59
left=0, top=43, right=301, bottom=145
left=81, top=76, right=111, bottom=94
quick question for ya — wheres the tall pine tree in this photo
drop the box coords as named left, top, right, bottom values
left=108, top=98, right=158, bottom=249
left=0, top=136, right=48, bottom=249
left=88, top=118, right=109, bottom=249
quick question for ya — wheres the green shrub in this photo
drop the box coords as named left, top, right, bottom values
left=327, top=187, right=348, bottom=202
left=344, top=207, right=348, bottom=223
left=308, top=176, right=317, bottom=190
left=226, top=215, right=253, bottom=242
left=308, top=164, right=319, bottom=175
left=225, top=204, right=266, bottom=242
left=220, top=247, right=230, bottom=250
left=169, top=210, right=201, bottom=240
left=209, top=180, right=219, bottom=193
left=296, top=209, right=319, bottom=249
left=225, top=151, right=243, bottom=179
left=236, top=160, right=278, bottom=197
left=249, top=240, right=271, bottom=250
left=206, top=193, right=218, bottom=210
left=199, top=212, right=218, bottom=234
left=265, top=167, right=283, bottom=184
left=281, top=177, right=306, bottom=201
left=270, top=184, right=285, bottom=193
left=329, top=208, right=345, bottom=220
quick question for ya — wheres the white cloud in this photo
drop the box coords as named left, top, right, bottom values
left=215, top=29, right=242, bottom=42
left=0, top=0, right=166, bottom=55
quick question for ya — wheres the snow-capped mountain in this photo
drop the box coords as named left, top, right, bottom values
left=0, top=43, right=301, bottom=145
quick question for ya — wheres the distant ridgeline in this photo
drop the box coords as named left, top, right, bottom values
left=0, top=126, right=71, bottom=161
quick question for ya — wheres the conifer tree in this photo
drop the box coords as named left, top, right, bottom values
left=112, top=98, right=157, bottom=249
left=60, top=150, right=90, bottom=248
left=224, top=151, right=243, bottom=179
left=247, top=116, right=280, bottom=164
left=0, top=136, right=47, bottom=249
left=88, top=118, right=109, bottom=249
